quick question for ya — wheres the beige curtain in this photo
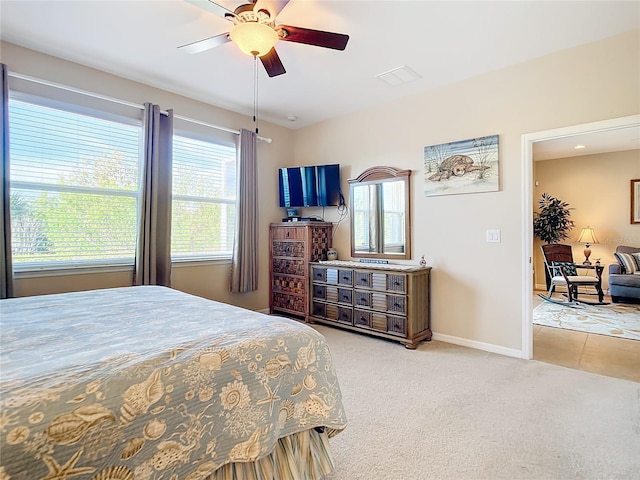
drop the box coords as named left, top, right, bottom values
left=230, top=129, right=258, bottom=293
left=134, top=104, right=173, bottom=286
left=1, top=63, right=13, bottom=299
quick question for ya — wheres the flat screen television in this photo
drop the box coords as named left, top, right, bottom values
left=278, top=164, right=341, bottom=208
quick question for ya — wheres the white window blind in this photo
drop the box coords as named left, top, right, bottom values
left=171, top=134, right=236, bottom=260
left=9, top=98, right=142, bottom=268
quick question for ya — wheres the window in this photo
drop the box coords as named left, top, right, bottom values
left=382, top=181, right=405, bottom=250
left=171, top=134, right=236, bottom=260
left=9, top=98, right=142, bottom=269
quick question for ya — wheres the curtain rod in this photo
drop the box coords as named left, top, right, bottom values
left=8, top=71, right=273, bottom=143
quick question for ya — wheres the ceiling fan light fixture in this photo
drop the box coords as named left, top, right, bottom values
left=230, top=22, right=278, bottom=57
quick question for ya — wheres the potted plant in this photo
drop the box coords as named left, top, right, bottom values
left=534, top=193, right=574, bottom=290
left=533, top=193, right=574, bottom=244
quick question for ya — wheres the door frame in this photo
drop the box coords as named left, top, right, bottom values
left=520, top=114, right=640, bottom=359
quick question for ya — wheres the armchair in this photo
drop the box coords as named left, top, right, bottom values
left=540, top=244, right=604, bottom=304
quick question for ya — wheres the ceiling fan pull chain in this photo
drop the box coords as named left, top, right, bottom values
left=253, top=54, right=259, bottom=134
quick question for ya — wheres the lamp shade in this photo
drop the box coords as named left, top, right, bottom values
left=576, top=226, right=599, bottom=245
left=230, top=22, right=278, bottom=57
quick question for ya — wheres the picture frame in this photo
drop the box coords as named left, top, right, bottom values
left=423, top=135, right=499, bottom=197
left=632, top=179, right=640, bottom=224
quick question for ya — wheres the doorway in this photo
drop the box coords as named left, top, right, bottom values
left=520, top=114, right=640, bottom=361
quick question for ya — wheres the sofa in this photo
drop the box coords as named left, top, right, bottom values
left=608, top=245, right=640, bottom=303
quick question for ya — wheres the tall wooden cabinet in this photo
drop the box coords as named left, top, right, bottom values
left=269, top=222, right=332, bottom=319
left=309, top=261, right=431, bottom=349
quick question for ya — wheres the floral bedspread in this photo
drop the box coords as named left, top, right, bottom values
left=0, top=286, right=347, bottom=479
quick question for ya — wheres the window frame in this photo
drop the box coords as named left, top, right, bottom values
left=170, top=129, right=238, bottom=262
left=8, top=92, right=144, bottom=273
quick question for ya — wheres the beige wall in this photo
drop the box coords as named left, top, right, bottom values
left=2, top=42, right=295, bottom=310
left=293, top=30, right=640, bottom=353
left=3, top=29, right=639, bottom=354
left=533, top=149, right=640, bottom=290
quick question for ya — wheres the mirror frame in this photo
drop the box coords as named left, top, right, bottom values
left=348, top=166, right=412, bottom=260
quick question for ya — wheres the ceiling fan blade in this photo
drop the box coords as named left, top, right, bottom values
left=276, top=25, right=349, bottom=50
left=178, top=32, right=231, bottom=54
left=253, top=0, right=290, bottom=19
left=185, top=0, right=236, bottom=19
left=260, top=48, right=286, bottom=77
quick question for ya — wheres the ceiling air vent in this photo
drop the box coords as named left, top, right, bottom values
left=375, top=65, right=422, bottom=86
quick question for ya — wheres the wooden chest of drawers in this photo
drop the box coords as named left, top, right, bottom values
left=269, top=222, right=332, bottom=319
left=309, top=261, right=431, bottom=349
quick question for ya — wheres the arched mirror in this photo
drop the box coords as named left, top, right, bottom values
left=349, top=166, right=411, bottom=259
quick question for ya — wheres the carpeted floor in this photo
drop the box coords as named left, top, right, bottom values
left=533, top=301, right=640, bottom=340
left=312, top=325, right=640, bottom=480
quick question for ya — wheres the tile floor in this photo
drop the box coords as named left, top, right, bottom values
left=532, top=292, right=640, bottom=383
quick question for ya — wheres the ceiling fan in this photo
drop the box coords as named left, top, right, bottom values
left=179, top=0, right=349, bottom=77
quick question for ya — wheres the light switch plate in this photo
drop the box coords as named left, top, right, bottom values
left=486, top=229, right=501, bottom=243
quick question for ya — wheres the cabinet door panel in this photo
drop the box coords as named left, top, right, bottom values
left=337, top=307, right=353, bottom=324
left=371, top=293, right=387, bottom=311
left=371, top=312, right=388, bottom=332
left=273, top=293, right=306, bottom=313
left=372, top=273, right=387, bottom=290
left=273, top=274, right=306, bottom=295
left=354, top=291, right=371, bottom=308
left=338, top=288, right=353, bottom=305
left=386, top=274, right=407, bottom=293
left=353, top=309, right=371, bottom=328
left=312, top=267, right=327, bottom=283
left=312, top=301, right=326, bottom=317
left=312, top=284, right=326, bottom=300
left=272, top=258, right=305, bottom=276
left=272, top=240, right=305, bottom=257
left=387, top=315, right=407, bottom=336
left=354, top=271, right=371, bottom=288
left=325, top=304, right=339, bottom=321
left=326, top=286, right=339, bottom=303
left=338, top=270, right=353, bottom=286
left=387, top=295, right=406, bottom=315
left=272, top=227, right=305, bottom=239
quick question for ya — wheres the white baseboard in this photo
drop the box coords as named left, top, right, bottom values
left=257, top=308, right=270, bottom=314
left=432, top=332, right=524, bottom=359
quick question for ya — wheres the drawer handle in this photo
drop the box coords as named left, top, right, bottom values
left=342, top=295, right=349, bottom=300
left=286, top=231, right=290, bottom=238
left=342, top=276, right=350, bottom=281
left=393, top=302, right=402, bottom=308
left=393, top=281, right=401, bottom=286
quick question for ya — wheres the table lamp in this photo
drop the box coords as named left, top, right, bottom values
left=576, top=226, right=599, bottom=265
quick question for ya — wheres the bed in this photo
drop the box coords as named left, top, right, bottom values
left=0, top=286, right=347, bottom=479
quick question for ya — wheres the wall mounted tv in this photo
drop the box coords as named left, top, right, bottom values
left=278, top=164, right=341, bottom=208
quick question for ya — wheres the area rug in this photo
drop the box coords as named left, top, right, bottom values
left=533, top=301, right=640, bottom=340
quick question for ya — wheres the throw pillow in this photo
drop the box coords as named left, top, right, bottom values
left=633, top=252, right=640, bottom=270
left=551, top=261, right=577, bottom=276
left=614, top=252, right=639, bottom=274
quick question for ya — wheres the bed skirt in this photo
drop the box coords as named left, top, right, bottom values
left=209, top=428, right=338, bottom=480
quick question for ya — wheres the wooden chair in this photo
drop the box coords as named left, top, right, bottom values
left=540, top=244, right=604, bottom=304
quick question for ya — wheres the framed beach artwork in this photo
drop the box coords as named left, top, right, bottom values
left=424, top=135, right=499, bottom=197
left=632, top=179, right=640, bottom=224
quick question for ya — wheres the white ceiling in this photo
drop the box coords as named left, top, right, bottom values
left=533, top=125, right=640, bottom=161
left=1, top=0, right=639, bottom=160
